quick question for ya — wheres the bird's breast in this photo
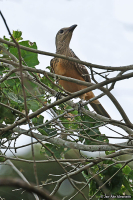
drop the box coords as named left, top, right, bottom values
left=53, top=59, right=67, bottom=76
left=54, top=59, right=84, bottom=80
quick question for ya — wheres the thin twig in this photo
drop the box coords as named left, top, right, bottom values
left=1, top=37, right=133, bottom=71
left=0, top=11, right=39, bottom=186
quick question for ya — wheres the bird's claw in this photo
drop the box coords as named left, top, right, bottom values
left=55, top=92, right=62, bottom=101
left=78, top=100, right=83, bottom=116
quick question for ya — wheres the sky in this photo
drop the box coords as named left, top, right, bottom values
left=1, top=0, right=133, bottom=154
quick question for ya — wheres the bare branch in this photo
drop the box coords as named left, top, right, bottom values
left=6, top=160, right=39, bottom=200
left=0, top=177, right=59, bottom=200
left=1, top=37, right=133, bottom=71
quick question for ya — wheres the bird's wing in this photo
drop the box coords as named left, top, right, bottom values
left=50, top=58, right=57, bottom=73
left=69, top=49, right=91, bottom=83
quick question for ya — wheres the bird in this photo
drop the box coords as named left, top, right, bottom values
left=50, top=24, right=110, bottom=118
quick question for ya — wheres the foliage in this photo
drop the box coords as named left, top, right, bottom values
left=0, top=30, right=133, bottom=199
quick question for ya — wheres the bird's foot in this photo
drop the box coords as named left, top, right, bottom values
left=78, top=100, right=83, bottom=116
left=55, top=92, right=62, bottom=101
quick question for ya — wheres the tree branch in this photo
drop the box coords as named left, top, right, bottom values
left=1, top=38, right=133, bottom=71
left=0, top=177, right=59, bottom=200
left=16, top=127, right=132, bottom=152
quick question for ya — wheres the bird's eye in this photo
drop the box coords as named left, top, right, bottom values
left=59, top=29, right=64, bottom=34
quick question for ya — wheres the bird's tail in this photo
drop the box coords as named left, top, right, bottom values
left=90, top=102, right=110, bottom=118
left=85, top=92, right=110, bottom=118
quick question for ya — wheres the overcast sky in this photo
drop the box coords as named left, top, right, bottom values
left=1, top=0, right=133, bottom=153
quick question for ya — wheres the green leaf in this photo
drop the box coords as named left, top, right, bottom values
left=41, top=75, right=58, bottom=90
left=128, top=170, right=133, bottom=180
left=122, top=165, right=131, bottom=175
left=101, top=164, right=125, bottom=194
left=6, top=79, right=16, bottom=87
left=4, top=113, right=15, bottom=124
left=41, top=124, right=57, bottom=136
left=0, top=66, right=4, bottom=75
left=12, top=30, right=23, bottom=41
left=0, top=157, right=6, bottom=162
left=115, top=163, right=123, bottom=169
left=0, top=105, right=15, bottom=124
left=6, top=92, right=23, bottom=104
left=32, top=115, right=44, bottom=125
left=3, top=35, right=9, bottom=41
left=9, top=40, right=39, bottom=67
left=38, top=128, right=48, bottom=136
left=105, top=150, right=115, bottom=155
left=20, top=40, right=39, bottom=67
left=27, top=100, right=40, bottom=112
left=41, top=143, right=68, bottom=159
left=123, top=176, right=133, bottom=195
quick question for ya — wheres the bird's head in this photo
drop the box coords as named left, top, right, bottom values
left=55, top=24, right=77, bottom=54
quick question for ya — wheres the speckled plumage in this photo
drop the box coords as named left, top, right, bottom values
left=50, top=25, right=110, bottom=118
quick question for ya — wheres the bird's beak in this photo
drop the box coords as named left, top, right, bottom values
left=68, top=24, right=77, bottom=32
